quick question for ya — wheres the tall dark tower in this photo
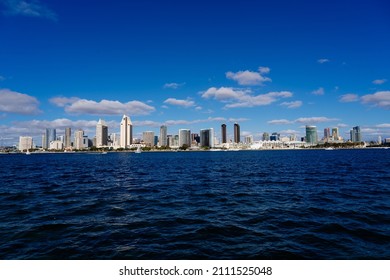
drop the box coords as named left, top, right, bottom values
left=221, top=124, right=227, bottom=143
left=234, top=123, right=240, bottom=143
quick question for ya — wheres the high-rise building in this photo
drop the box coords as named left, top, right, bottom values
left=350, top=126, right=362, bottom=142
left=120, top=115, right=133, bottom=148
left=262, top=132, right=270, bottom=141
left=19, top=136, right=33, bottom=151
left=270, top=132, right=280, bottom=141
left=143, top=131, right=155, bottom=147
left=324, top=128, right=330, bottom=140
left=332, top=127, right=339, bottom=140
left=179, top=129, right=191, bottom=148
left=191, top=133, right=200, bottom=144
left=65, top=128, right=71, bottom=148
left=159, top=125, right=168, bottom=147
left=245, top=135, right=254, bottom=144
left=43, top=128, right=56, bottom=149
left=200, top=128, right=214, bottom=148
left=234, top=123, right=240, bottom=143
left=96, top=119, right=108, bottom=148
left=221, top=124, right=227, bottom=143
left=306, top=125, right=318, bottom=145
left=74, top=129, right=86, bottom=150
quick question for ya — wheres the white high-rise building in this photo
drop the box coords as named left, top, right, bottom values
left=74, top=129, right=85, bottom=150
left=120, top=115, right=133, bottom=148
left=96, top=118, right=108, bottom=148
left=179, top=129, right=191, bottom=148
left=19, top=136, right=33, bottom=151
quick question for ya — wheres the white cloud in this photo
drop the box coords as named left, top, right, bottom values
left=268, top=119, right=293, bottom=125
left=280, top=100, right=302, bottom=108
left=202, top=87, right=292, bottom=108
left=202, top=87, right=248, bottom=101
left=163, top=82, right=185, bottom=89
left=376, top=123, right=390, bottom=128
left=3, top=0, right=57, bottom=20
left=295, top=117, right=338, bottom=124
left=279, top=129, right=300, bottom=134
left=163, top=117, right=227, bottom=126
left=163, top=98, right=195, bottom=108
left=133, top=120, right=161, bottom=127
left=61, top=99, right=155, bottom=116
left=317, top=58, right=330, bottom=64
left=49, top=96, right=80, bottom=107
left=339, top=94, right=359, bottom=103
left=226, top=69, right=271, bottom=86
left=228, top=118, right=249, bottom=123
left=311, top=87, right=325, bottom=95
left=372, top=79, right=387, bottom=85
left=337, top=123, right=349, bottom=128
left=258, top=66, right=270, bottom=74
left=0, top=89, right=41, bottom=115
left=268, top=117, right=339, bottom=125
left=361, top=91, right=390, bottom=109
left=195, top=106, right=202, bottom=111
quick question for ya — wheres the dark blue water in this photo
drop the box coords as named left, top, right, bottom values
left=0, top=149, right=389, bottom=259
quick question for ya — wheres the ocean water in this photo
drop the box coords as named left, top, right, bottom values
left=0, top=149, right=389, bottom=259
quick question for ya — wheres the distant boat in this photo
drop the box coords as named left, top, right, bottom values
left=325, top=147, right=334, bottom=150
left=135, top=147, right=142, bottom=153
left=101, top=151, right=107, bottom=154
left=25, top=149, right=31, bottom=155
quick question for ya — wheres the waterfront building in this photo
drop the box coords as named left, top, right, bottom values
left=191, top=133, right=200, bottom=144
left=43, top=128, right=56, bottom=149
left=49, top=140, right=64, bottom=150
left=332, top=127, right=339, bottom=140
left=221, top=124, right=227, bottom=143
left=179, top=129, right=191, bottom=148
left=262, top=132, right=270, bottom=141
left=270, top=132, right=280, bottom=141
left=324, top=128, right=330, bottom=141
left=234, top=123, right=240, bottom=143
left=159, top=125, right=168, bottom=147
left=350, top=126, right=362, bottom=142
left=65, top=128, right=72, bottom=148
left=245, top=135, right=254, bottom=144
left=120, top=115, right=133, bottom=148
left=74, top=129, right=88, bottom=150
left=19, top=136, right=33, bottom=151
left=173, top=135, right=179, bottom=147
left=96, top=119, right=108, bottom=148
left=142, top=131, right=155, bottom=147
left=378, top=136, right=382, bottom=144
left=200, top=128, right=214, bottom=148
left=154, top=135, right=158, bottom=146
left=305, top=125, right=318, bottom=145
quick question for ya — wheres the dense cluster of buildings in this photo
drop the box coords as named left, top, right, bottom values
left=15, top=114, right=378, bottom=152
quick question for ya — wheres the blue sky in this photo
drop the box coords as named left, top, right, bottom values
left=0, top=0, right=389, bottom=145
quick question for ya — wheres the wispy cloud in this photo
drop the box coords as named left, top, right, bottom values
left=163, top=98, right=195, bottom=108
left=226, top=67, right=271, bottom=86
left=372, top=79, right=387, bottom=85
left=0, top=88, right=41, bottom=115
left=361, top=91, right=390, bottom=109
left=51, top=97, right=155, bottom=116
left=268, top=116, right=339, bottom=125
left=339, top=94, right=359, bottom=103
left=163, top=82, right=185, bottom=89
left=202, top=87, right=292, bottom=108
left=280, top=100, right=302, bottom=108
left=317, top=58, right=330, bottom=64
left=2, top=0, right=57, bottom=20
left=311, top=87, right=325, bottom=95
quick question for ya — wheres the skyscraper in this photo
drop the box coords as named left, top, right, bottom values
left=179, top=129, right=191, bottom=148
left=234, top=123, right=240, bottom=143
left=65, top=127, right=72, bottom=148
left=262, top=132, right=270, bottom=141
left=200, top=128, right=214, bottom=148
left=221, top=124, right=227, bottom=143
left=74, top=129, right=85, bottom=150
left=332, top=127, right=339, bottom=140
left=120, top=115, right=133, bottom=148
left=324, top=128, right=330, bottom=140
left=305, top=125, right=318, bottom=145
left=43, top=128, right=56, bottom=149
left=142, top=131, right=155, bottom=147
left=159, top=125, right=168, bottom=147
left=96, top=119, right=108, bottom=148
left=351, top=126, right=362, bottom=142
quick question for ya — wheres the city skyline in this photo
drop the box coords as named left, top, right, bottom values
left=1, top=0, right=390, bottom=146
